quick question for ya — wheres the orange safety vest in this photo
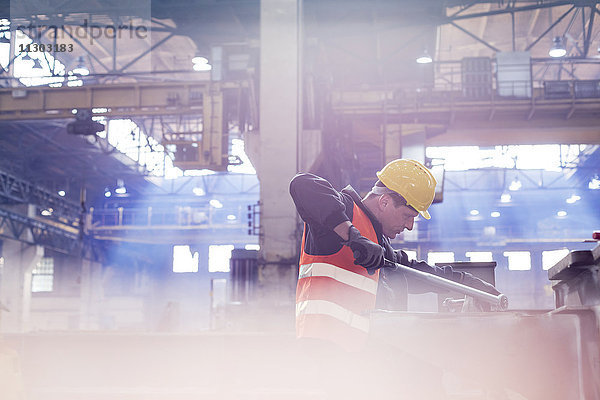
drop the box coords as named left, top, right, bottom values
left=296, top=203, right=380, bottom=352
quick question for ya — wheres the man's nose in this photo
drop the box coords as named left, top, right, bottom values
left=405, top=217, right=415, bottom=231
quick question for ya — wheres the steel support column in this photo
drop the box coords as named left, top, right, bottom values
left=256, top=0, right=301, bottom=305
left=0, top=239, right=43, bottom=333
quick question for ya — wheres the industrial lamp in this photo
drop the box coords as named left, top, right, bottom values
left=192, top=54, right=208, bottom=64
left=508, top=177, right=522, bottom=191
left=72, top=56, right=89, bottom=75
left=548, top=36, right=567, bottom=58
left=192, top=53, right=212, bottom=71
left=416, top=50, right=433, bottom=64
left=0, top=32, right=9, bottom=44
left=32, top=58, right=43, bottom=69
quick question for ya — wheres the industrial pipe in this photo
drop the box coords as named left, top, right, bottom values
left=383, top=260, right=509, bottom=311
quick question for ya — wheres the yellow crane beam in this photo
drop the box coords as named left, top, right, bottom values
left=0, top=81, right=241, bottom=170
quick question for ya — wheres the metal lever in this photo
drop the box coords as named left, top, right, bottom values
left=383, top=260, right=509, bottom=311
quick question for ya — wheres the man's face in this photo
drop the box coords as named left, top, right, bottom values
left=379, top=195, right=419, bottom=239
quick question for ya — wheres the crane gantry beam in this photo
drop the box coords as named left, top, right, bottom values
left=0, top=81, right=242, bottom=170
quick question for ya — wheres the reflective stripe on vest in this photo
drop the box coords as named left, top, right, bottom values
left=296, top=299, right=370, bottom=333
left=298, top=262, right=378, bottom=295
left=295, top=202, right=379, bottom=350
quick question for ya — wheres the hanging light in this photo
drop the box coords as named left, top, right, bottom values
left=209, top=199, right=223, bottom=209
left=416, top=50, right=433, bottom=64
left=192, top=187, right=205, bottom=196
left=21, top=53, right=32, bottom=61
left=508, top=177, right=522, bottom=191
left=192, top=54, right=208, bottom=64
left=192, top=53, right=212, bottom=71
left=72, top=56, right=89, bottom=76
left=0, top=32, right=9, bottom=44
left=565, top=194, right=581, bottom=204
left=115, top=179, right=127, bottom=195
left=548, top=36, right=567, bottom=58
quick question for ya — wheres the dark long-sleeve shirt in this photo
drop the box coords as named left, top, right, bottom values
left=290, top=173, right=499, bottom=310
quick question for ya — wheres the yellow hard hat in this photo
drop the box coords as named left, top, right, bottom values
left=376, top=159, right=437, bottom=219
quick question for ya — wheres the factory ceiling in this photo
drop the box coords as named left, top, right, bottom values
left=0, top=0, right=598, bottom=198
left=0, top=119, right=152, bottom=208
left=2, top=1, right=598, bottom=84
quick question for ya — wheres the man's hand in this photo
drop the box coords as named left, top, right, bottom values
left=342, top=226, right=385, bottom=274
left=461, top=272, right=501, bottom=311
left=461, top=273, right=501, bottom=296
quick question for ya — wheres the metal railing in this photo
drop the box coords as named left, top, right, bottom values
left=89, top=205, right=246, bottom=230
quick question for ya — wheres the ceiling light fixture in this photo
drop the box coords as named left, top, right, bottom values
left=209, top=199, right=223, bottom=209
left=565, top=194, right=581, bottom=204
left=549, top=36, right=567, bottom=58
left=192, top=55, right=208, bottom=64
left=72, top=56, right=89, bottom=76
left=192, top=54, right=212, bottom=71
left=589, top=176, right=600, bottom=190
left=114, top=179, right=126, bottom=195
left=193, top=61, right=212, bottom=72
left=491, top=211, right=501, bottom=218
left=509, top=178, right=522, bottom=191
left=416, top=50, right=433, bottom=64
left=192, top=187, right=205, bottom=196
left=556, top=210, right=567, bottom=217
left=500, top=193, right=512, bottom=203
left=0, top=32, right=9, bottom=44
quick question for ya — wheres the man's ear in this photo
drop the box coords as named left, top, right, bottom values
left=378, top=194, right=391, bottom=210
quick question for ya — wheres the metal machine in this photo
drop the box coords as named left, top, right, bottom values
left=0, top=243, right=598, bottom=400
left=370, top=243, right=600, bottom=399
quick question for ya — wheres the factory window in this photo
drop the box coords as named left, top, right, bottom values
left=228, top=139, right=257, bottom=174
left=31, top=257, right=54, bottom=292
left=427, top=251, right=454, bottom=265
left=542, top=249, right=569, bottom=271
left=404, top=250, right=418, bottom=261
left=172, top=245, right=199, bottom=273
left=503, top=251, right=531, bottom=271
left=465, top=251, right=493, bottom=262
left=209, top=245, right=234, bottom=273
left=426, top=144, right=586, bottom=171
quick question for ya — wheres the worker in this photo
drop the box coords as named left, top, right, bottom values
left=289, top=158, right=501, bottom=352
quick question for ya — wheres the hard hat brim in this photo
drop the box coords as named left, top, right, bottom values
left=419, top=209, right=431, bottom=220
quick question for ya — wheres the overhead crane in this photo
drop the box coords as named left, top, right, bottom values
left=330, top=85, right=600, bottom=146
left=0, top=80, right=250, bottom=171
left=0, top=79, right=258, bottom=249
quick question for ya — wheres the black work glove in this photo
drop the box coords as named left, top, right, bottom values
left=341, top=225, right=385, bottom=275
